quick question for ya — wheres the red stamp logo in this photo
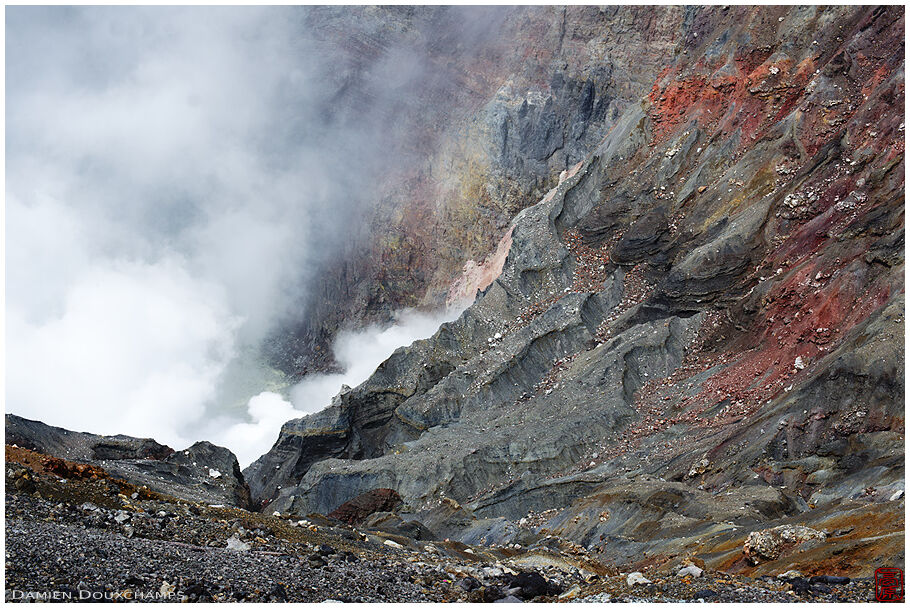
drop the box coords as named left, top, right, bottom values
left=875, top=567, right=904, bottom=602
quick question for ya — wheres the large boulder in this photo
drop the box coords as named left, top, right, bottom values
left=328, top=488, right=403, bottom=524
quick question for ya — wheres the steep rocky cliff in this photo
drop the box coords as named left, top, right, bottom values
left=264, top=5, right=687, bottom=374
left=248, top=5, right=904, bottom=575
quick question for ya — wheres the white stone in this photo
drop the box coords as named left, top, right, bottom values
left=559, top=585, right=582, bottom=600
left=626, top=572, right=651, bottom=587
left=384, top=539, right=403, bottom=549
left=208, top=468, right=222, bottom=479
left=890, top=489, right=904, bottom=501
left=226, top=536, right=251, bottom=552
left=677, top=565, right=703, bottom=578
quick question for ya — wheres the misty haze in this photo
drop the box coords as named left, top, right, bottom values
left=7, top=6, right=472, bottom=466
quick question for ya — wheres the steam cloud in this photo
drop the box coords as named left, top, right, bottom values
left=6, top=6, right=475, bottom=466
left=213, top=308, right=464, bottom=467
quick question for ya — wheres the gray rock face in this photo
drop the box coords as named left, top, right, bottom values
left=251, top=147, right=707, bottom=520
left=267, top=5, right=688, bottom=376
left=489, top=73, right=620, bottom=181
left=247, top=155, right=608, bottom=510
left=116, top=441, right=252, bottom=510
left=6, top=414, right=251, bottom=509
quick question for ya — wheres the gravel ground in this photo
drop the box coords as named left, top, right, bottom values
left=4, top=464, right=471, bottom=603
left=568, top=573, right=876, bottom=603
left=6, top=517, right=448, bottom=602
left=5, top=457, right=885, bottom=603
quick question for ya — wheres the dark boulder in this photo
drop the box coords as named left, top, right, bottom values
left=328, top=488, right=403, bottom=524
left=810, top=575, right=850, bottom=585
left=361, top=511, right=437, bottom=540
left=504, top=571, right=560, bottom=600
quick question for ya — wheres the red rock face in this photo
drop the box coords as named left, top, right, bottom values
left=327, top=488, right=403, bottom=525
left=577, top=5, right=904, bottom=467
left=645, top=7, right=903, bottom=156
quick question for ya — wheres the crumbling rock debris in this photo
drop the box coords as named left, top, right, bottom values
left=744, top=525, right=826, bottom=564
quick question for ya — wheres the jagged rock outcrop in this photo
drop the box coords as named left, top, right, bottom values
left=6, top=413, right=175, bottom=462
left=6, top=414, right=251, bottom=509
left=248, top=5, right=903, bottom=574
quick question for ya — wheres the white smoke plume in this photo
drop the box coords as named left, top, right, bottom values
left=5, top=6, right=485, bottom=467
left=215, top=307, right=464, bottom=467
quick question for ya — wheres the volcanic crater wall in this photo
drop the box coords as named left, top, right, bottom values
left=248, top=5, right=903, bottom=574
